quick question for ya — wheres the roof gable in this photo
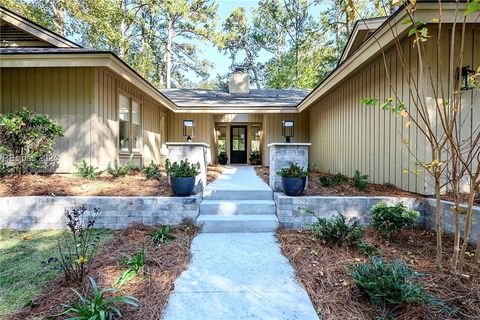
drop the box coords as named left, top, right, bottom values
left=0, top=5, right=79, bottom=48
left=339, top=17, right=387, bottom=64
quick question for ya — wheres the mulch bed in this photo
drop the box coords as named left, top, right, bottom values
left=255, top=166, right=420, bottom=198
left=10, top=222, right=197, bottom=319
left=0, top=166, right=224, bottom=197
left=278, top=227, right=480, bottom=320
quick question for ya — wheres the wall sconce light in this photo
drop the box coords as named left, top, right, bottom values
left=183, top=120, right=195, bottom=142
left=282, top=120, right=294, bottom=143
left=460, top=66, right=476, bottom=90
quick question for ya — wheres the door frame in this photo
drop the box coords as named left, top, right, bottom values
left=230, top=125, right=248, bottom=164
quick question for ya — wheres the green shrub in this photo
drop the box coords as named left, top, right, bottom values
left=165, top=159, right=200, bottom=178
left=0, top=159, right=11, bottom=177
left=277, top=162, right=309, bottom=178
left=73, top=160, right=102, bottom=180
left=217, top=152, right=228, bottom=165
left=57, top=206, right=101, bottom=284
left=142, top=161, right=162, bottom=180
left=371, top=201, right=420, bottom=236
left=307, top=214, right=364, bottom=247
left=349, top=257, right=425, bottom=307
left=0, top=107, right=64, bottom=174
left=319, top=173, right=347, bottom=187
left=352, top=169, right=369, bottom=190
left=107, top=159, right=136, bottom=178
left=151, top=225, right=175, bottom=245
left=249, top=151, right=261, bottom=165
left=60, top=276, right=139, bottom=318
left=115, top=246, right=147, bottom=288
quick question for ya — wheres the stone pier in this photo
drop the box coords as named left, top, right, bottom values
left=166, top=142, right=210, bottom=193
left=267, top=143, right=311, bottom=192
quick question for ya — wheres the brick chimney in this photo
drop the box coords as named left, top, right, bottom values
left=228, top=67, right=250, bottom=94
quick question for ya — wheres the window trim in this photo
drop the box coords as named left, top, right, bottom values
left=118, top=90, right=143, bottom=155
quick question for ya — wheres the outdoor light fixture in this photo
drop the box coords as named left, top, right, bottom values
left=282, top=120, right=294, bottom=143
left=183, top=120, right=195, bottom=142
left=460, top=66, right=476, bottom=90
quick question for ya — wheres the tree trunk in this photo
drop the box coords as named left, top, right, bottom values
left=434, top=173, right=444, bottom=272
left=450, top=154, right=461, bottom=274
left=118, top=0, right=127, bottom=59
left=54, top=0, right=65, bottom=36
left=457, top=191, right=477, bottom=272
left=165, top=20, right=173, bottom=89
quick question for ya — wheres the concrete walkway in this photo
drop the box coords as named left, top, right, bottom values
left=162, top=233, right=319, bottom=320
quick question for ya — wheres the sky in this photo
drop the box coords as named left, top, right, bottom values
left=193, top=0, right=327, bottom=84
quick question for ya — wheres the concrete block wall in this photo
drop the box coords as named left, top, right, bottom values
left=275, top=193, right=480, bottom=246
left=274, top=194, right=422, bottom=229
left=0, top=196, right=201, bottom=230
left=424, top=198, right=480, bottom=246
left=268, top=143, right=310, bottom=192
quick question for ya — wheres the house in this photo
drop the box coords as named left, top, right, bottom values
left=1, top=2, right=479, bottom=195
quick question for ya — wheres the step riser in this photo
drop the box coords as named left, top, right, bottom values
left=198, top=220, right=279, bottom=233
left=203, top=190, right=273, bottom=201
left=200, top=204, right=276, bottom=216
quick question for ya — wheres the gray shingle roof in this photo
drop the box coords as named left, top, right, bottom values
left=0, top=47, right=103, bottom=54
left=161, top=89, right=310, bottom=107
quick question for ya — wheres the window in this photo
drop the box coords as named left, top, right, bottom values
left=251, top=125, right=261, bottom=152
left=118, top=94, right=142, bottom=153
left=216, top=126, right=227, bottom=154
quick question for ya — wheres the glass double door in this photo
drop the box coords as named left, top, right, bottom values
left=230, top=126, right=247, bottom=164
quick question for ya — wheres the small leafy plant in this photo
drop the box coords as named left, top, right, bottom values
left=142, top=161, right=162, bottom=180
left=349, top=257, right=425, bottom=307
left=352, top=169, right=369, bottom=190
left=57, top=206, right=101, bottom=284
left=60, top=276, right=139, bottom=319
left=371, top=201, right=420, bottom=236
left=151, top=225, right=175, bottom=245
left=217, top=151, right=228, bottom=165
left=115, top=246, right=147, bottom=287
left=107, top=159, right=136, bottom=178
left=319, top=173, right=348, bottom=187
left=249, top=151, right=261, bottom=165
left=73, top=160, right=102, bottom=180
left=307, top=213, right=364, bottom=247
left=165, top=159, right=200, bottom=178
left=277, top=162, right=309, bottom=178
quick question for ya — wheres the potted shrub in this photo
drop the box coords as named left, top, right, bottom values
left=217, top=151, right=228, bottom=165
left=249, top=151, right=261, bottom=165
left=165, top=159, right=200, bottom=196
left=277, top=163, right=309, bottom=196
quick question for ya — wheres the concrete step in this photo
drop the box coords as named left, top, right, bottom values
left=203, top=188, right=273, bottom=201
left=200, top=200, right=276, bottom=216
left=197, top=214, right=279, bottom=233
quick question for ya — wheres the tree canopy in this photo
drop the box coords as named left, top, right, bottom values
left=0, top=0, right=394, bottom=89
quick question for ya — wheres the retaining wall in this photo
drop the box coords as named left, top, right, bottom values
left=274, top=193, right=480, bottom=245
left=0, top=196, right=201, bottom=230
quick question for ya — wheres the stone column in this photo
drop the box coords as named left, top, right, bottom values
left=267, top=143, right=311, bottom=192
left=166, top=142, right=210, bottom=193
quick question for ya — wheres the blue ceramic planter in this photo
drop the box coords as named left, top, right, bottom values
left=281, top=176, right=306, bottom=196
left=170, top=176, right=195, bottom=197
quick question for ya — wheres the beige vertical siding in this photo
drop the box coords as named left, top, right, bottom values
left=166, top=112, right=216, bottom=162
left=308, top=26, right=479, bottom=195
left=262, top=112, right=310, bottom=166
left=1, top=67, right=94, bottom=172
left=92, top=67, right=169, bottom=168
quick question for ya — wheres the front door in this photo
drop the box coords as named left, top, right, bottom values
left=230, top=126, right=247, bottom=164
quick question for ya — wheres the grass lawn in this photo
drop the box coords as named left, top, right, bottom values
left=0, top=229, right=114, bottom=318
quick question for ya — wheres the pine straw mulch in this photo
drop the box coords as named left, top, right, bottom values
left=10, top=222, right=197, bottom=320
left=206, top=165, right=224, bottom=184
left=278, top=227, right=480, bottom=320
left=1, top=166, right=225, bottom=197
left=254, top=166, right=421, bottom=198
